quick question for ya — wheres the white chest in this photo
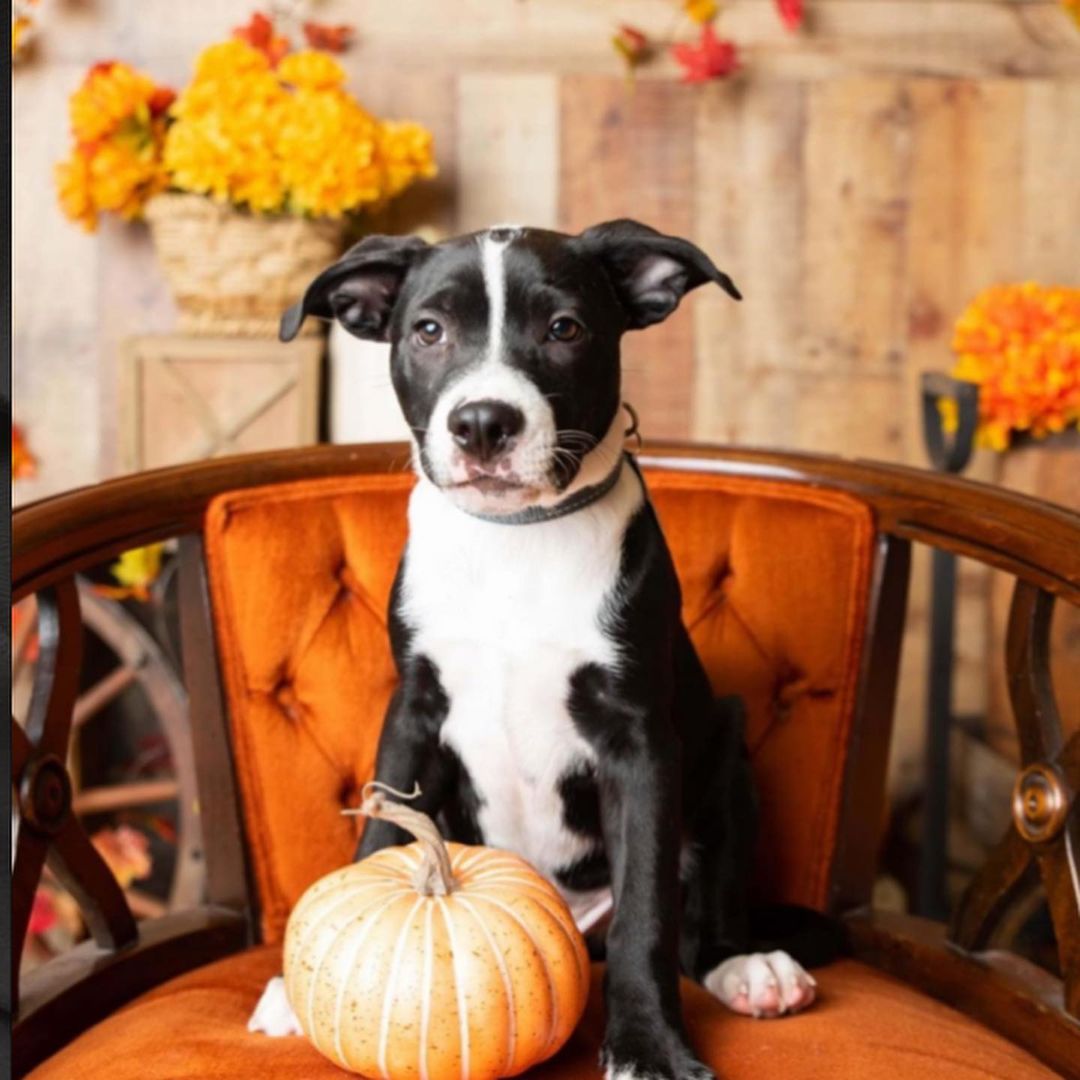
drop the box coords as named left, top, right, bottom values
left=399, top=468, right=644, bottom=883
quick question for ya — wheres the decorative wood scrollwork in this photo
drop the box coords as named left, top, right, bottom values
left=1013, top=763, right=1073, bottom=846
left=10, top=580, right=138, bottom=1017
left=950, top=579, right=1080, bottom=1019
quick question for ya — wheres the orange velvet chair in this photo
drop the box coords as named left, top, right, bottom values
left=11, top=443, right=1080, bottom=1080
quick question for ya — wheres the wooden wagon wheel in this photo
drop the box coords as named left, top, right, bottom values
left=11, top=576, right=203, bottom=915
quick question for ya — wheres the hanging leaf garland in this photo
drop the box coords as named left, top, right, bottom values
left=612, top=0, right=807, bottom=81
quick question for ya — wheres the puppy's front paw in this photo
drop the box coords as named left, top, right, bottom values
left=601, top=1038, right=714, bottom=1080
left=704, top=950, right=816, bottom=1018
left=248, top=975, right=302, bottom=1036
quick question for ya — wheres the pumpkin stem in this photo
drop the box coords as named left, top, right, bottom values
left=344, top=782, right=458, bottom=896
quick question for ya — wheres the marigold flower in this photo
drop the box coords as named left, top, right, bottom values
left=949, top=284, right=1080, bottom=450
left=55, top=152, right=97, bottom=230
left=278, top=50, right=346, bottom=91
left=55, top=61, right=173, bottom=229
left=69, top=61, right=161, bottom=143
left=165, top=40, right=436, bottom=218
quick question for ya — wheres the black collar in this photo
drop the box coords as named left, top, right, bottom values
left=461, top=453, right=627, bottom=526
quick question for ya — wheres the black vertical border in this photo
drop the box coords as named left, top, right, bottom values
left=3, top=11, right=16, bottom=1079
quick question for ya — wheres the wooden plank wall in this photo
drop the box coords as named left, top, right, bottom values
left=12, top=1, right=1080, bottom=793
left=14, top=1, right=1080, bottom=492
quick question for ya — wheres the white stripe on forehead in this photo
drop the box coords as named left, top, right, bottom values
left=479, top=226, right=522, bottom=367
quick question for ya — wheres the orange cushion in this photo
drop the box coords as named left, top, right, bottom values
left=204, top=468, right=875, bottom=943
left=28, top=946, right=1055, bottom=1080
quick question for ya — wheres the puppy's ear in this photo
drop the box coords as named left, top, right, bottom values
left=280, top=234, right=431, bottom=342
left=576, top=219, right=740, bottom=330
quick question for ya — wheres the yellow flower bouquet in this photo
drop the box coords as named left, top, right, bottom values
left=162, top=41, right=435, bottom=219
left=56, top=37, right=435, bottom=227
left=54, top=16, right=437, bottom=336
left=945, top=284, right=1080, bottom=451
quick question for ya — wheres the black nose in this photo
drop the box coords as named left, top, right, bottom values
left=448, top=400, right=524, bottom=461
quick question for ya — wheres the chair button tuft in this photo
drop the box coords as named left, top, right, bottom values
left=337, top=563, right=363, bottom=598
left=274, top=680, right=302, bottom=723
left=708, top=556, right=733, bottom=594
left=339, top=775, right=359, bottom=808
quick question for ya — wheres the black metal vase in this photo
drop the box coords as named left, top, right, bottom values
left=917, top=372, right=980, bottom=919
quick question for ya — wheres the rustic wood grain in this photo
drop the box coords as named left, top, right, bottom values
left=560, top=76, right=698, bottom=438
left=692, top=78, right=807, bottom=446
left=458, top=73, right=559, bottom=232
left=354, top=68, right=460, bottom=239
left=1020, top=80, right=1080, bottom=277
left=36, top=1, right=1076, bottom=78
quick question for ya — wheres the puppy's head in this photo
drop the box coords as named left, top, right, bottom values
left=282, top=220, right=740, bottom=516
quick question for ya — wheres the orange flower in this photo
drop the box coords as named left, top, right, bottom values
left=55, top=61, right=172, bottom=230
left=951, top=284, right=1080, bottom=450
left=68, top=60, right=161, bottom=142
left=12, top=424, right=37, bottom=479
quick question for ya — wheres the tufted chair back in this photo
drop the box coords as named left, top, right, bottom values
left=204, top=465, right=877, bottom=943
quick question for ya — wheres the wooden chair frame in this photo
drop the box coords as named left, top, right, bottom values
left=9, top=442, right=1080, bottom=1078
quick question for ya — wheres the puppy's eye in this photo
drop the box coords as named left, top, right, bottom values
left=414, top=319, right=444, bottom=345
left=547, top=317, right=584, bottom=343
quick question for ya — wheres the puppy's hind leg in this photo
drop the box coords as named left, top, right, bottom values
left=681, top=694, right=817, bottom=1019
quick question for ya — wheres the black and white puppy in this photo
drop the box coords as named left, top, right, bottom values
left=250, top=221, right=819, bottom=1079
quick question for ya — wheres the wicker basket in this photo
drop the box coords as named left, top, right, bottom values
left=144, top=193, right=346, bottom=338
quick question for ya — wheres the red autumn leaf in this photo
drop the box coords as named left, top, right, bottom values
left=28, top=889, right=57, bottom=937
left=671, top=24, right=740, bottom=83
left=148, top=86, right=176, bottom=117
left=146, top=814, right=178, bottom=845
left=612, top=24, right=651, bottom=67
left=302, top=21, right=354, bottom=53
left=775, top=0, right=804, bottom=31
left=233, top=11, right=290, bottom=66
